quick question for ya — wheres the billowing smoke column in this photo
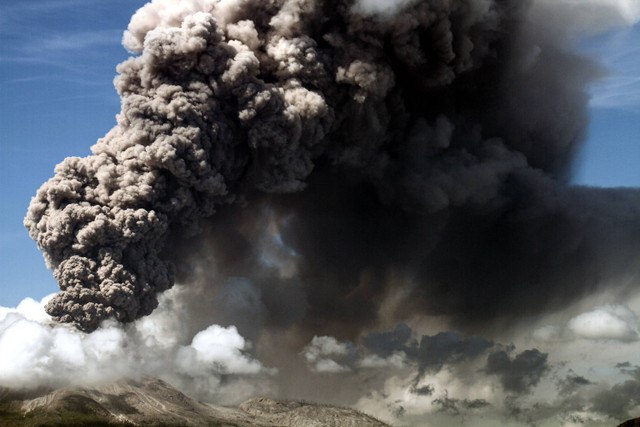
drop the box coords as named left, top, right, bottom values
left=25, top=0, right=640, bottom=334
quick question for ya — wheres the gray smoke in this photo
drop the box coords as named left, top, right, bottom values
left=363, top=325, right=493, bottom=374
left=485, top=348, right=549, bottom=395
left=25, top=0, right=640, bottom=338
left=590, top=365, right=640, bottom=420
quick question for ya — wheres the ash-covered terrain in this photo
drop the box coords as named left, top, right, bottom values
left=0, top=377, right=387, bottom=426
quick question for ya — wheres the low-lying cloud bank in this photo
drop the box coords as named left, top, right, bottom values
left=2, top=292, right=640, bottom=425
left=0, top=292, right=273, bottom=404
left=298, top=317, right=640, bottom=426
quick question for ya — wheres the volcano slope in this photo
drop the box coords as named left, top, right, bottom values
left=0, top=377, right=388, bottom=426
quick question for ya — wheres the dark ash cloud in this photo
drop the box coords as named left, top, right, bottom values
left=485, top=348, right=549, bottom=395
left=433, top=396, right=491, bottom=416
left=557, top=372, right=594, bottom=395
left=407, top=331, right=493, bottom=374
left=361, top=324, right=493, bottom=373
left=590, top=379, right=640, bottom=420
left=362, top=323, right=413, bottom=358
left=410, top=383, right=434, bottom=396
left=589, top=365, right=640, bottom=420
left=23, top=0, right=640, bottom=352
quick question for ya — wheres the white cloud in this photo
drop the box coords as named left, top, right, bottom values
left=302, top=335, right=354, bottom=373
left=314, top=358, right=350, bottom=373
left=0, top=291, right=273, bottom=403
left=303, top=336, right=350, bottom=360
left=359, top=352, right=406, bottom=369
left=176, top=324, right=267, bottom=375
left=568, top=305, right=639, bottom=341
left=0, top=294, right=55, bottom=323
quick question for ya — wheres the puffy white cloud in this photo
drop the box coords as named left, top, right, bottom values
left=303, top=336, right=351, bottom=361
left=303, top=335, right=354, bottom=373
left=176, top=324, right=267, bottom=375
left=568, top=305, right=639, bottom=341
left=0, top=294, right=54, bottom=323
left=0, top=292, right=272, bottom=403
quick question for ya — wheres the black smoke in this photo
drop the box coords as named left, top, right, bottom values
left=25, top=0, right=640, bottom=340
left=485, top=348, right=549, bottom=395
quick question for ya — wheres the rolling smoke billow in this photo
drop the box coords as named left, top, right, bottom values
left=10, top=0, right=640, bottom=425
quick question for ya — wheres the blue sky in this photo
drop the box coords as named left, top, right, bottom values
left=0, top=0, right=147, bottom=306
left=0, top=0, right=639, bottom=307
left=575, top=25, right=640, bottom=187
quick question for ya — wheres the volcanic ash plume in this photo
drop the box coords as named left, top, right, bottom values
left=25, top=0, right=640, bottom=334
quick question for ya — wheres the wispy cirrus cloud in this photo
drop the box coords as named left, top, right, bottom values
left=0, top=0, right=91, bottom=35
left=585, top=26, right=640, bottom=111
left=0, top=0, right=134, bottom=78
left=1, top=0, right=88, bottom=13
left=2, top=28, right=123, bottom=59
left=37, top=29, right=123, bottom=52
left=1, top=28, right=125, bottom=85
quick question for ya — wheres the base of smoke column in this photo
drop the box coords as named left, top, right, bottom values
left=0, top=377, right=389, bottom=426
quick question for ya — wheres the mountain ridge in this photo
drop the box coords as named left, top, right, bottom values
left=0, top=377, right=388, bottom=426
